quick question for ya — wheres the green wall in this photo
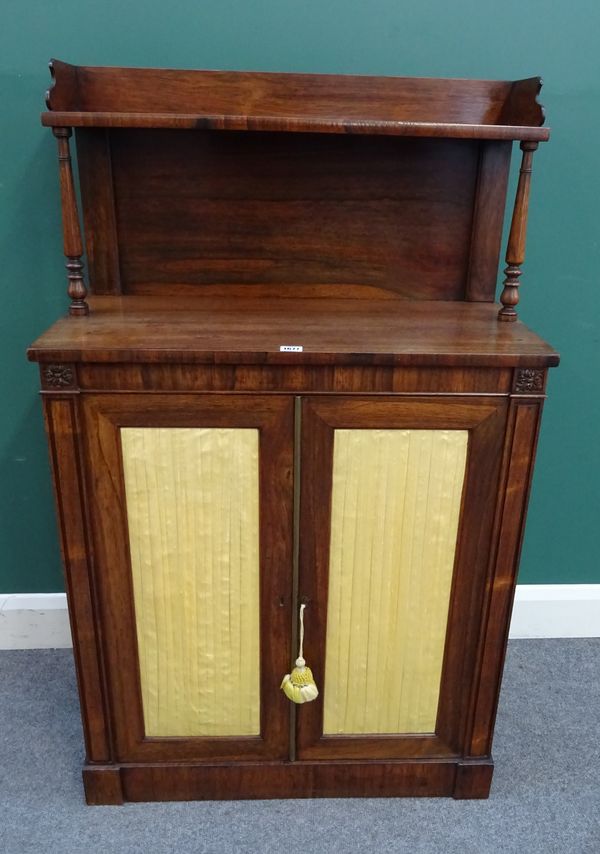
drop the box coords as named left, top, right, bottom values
left=1, top=1, right=598, bottom=592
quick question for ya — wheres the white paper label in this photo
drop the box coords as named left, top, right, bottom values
left=279, top=345, right=303, bottom=352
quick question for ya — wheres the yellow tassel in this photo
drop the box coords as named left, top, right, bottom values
left=281, top=604, right=319, bottom=704
left=280, top=662, right=319, bottom=704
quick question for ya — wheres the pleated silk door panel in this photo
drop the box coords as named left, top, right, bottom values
left=297, top=396, right=507, bottom=761
left=82, top=394, right=294, bottom=763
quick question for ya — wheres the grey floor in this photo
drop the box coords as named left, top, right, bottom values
left=0, top=641, right=599, bottom=854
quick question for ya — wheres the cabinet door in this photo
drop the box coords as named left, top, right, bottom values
left=82, top=394, right=293, bottom=762
left=297, top=396, right=507, bottom=760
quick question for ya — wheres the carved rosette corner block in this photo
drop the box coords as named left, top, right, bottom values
left=41, top=363, right=76, bottom=390
left=513, top=368, right=544, bottom=394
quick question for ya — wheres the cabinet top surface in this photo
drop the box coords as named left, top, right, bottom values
left=28, top=297, right=559, bottom=368
left=42, top=59, right=549, bottom=141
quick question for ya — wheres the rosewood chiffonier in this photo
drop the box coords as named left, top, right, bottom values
left=28, top=60, right=558, bottom=804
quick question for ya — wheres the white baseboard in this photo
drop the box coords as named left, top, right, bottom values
left=1, top=585, right=599, bottom=649
left=0, top=593, right=72, bottom=650
left=509, top=584, right=600, bottom=639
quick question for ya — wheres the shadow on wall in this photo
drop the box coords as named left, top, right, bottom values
left=0, top=397, right=63, bottom=592
left=0, top=106, right=67, bottom=593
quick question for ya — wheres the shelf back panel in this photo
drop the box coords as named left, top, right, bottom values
left=78, top=129, right=508, bottom=301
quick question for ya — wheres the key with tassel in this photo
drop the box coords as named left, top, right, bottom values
left=281, top=603, right=319, bottom=704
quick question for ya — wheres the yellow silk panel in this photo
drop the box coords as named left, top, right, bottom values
left=323, top=429, right=468, bottom=735
left=120, top=427, right=260, bottom=737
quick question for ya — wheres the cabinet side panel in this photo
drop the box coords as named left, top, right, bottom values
left=466, top=399, right=544, bottom=755
left=76, top=128, right=121, bottom=294
left=43, top=396, right=111, bottom=760
left=465, top=141, right=511, bottom=301
left=323, top=429, right=468, bottom=735
left=120, top=427, right=260, bottom=737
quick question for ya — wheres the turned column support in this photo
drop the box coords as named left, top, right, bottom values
left=53, top=127, right=89, bottom=316
left=498, top=141, right=538, bottom=322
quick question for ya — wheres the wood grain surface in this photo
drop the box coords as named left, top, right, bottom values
left=28, top=296, right=559, bottom=367
left=43, top=60, right=548, bottom=140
